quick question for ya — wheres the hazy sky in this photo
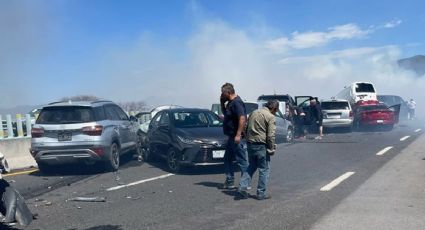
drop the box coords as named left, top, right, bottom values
left=1, top=0, right=425, bottom=114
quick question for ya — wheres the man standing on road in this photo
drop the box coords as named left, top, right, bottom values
left=408, top=98, right=416, bottom=120
left=310, top=98, right=324, bottom=139
left=237, top=100, right=278, bottom=200
left=220, top=83, right=248, bottom=189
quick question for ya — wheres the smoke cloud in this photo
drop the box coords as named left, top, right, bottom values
left=91, top=21, right=424, bottom=118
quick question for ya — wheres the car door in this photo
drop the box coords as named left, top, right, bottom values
left=104, top=105, right=123, bottom=145
left=295, top=96, right=314, bottom=125
left=114, top=105, right=137, bottom=149
left=155, top=112, right=172, bottom=156
left=148, top=112, right=163, bottom=153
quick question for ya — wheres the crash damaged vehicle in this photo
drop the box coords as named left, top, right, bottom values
left=135, top=105, right=183, bottom=161
left=352, top=100, right=398, bottom=131
left=145, top=108, right=227, bottom=173
left=0, top=152, right=33, bottom=227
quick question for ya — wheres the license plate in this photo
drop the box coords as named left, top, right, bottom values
left=212, top=150, right=225, bottom=159
left=58, top=131, right=72, bottom=141
left=376, top=120, right=384, bottom=123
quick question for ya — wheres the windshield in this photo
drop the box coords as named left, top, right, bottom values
left=322, top=102, right=350, bottom=110
left=355, top=83, right=375, bottom=93
left=37, top=106, right=96, bottom=124
left=173, top=111, right=223, bottom=128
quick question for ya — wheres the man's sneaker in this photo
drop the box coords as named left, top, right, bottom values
left=222, top=181, right=236, bottom=189
left=255, top=194, right=271, bottom=200
left=237, top=189, right=249, bottom=199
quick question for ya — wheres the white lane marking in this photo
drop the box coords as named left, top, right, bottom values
left=400, top=136, right=410, bottom=141
left=107, top=173, right=174, bottom=191
left=376, top=146, right=393, bottom=156
left=415, top=129, right=421, bottom=133
left=320, top=172, right=355, bottom=192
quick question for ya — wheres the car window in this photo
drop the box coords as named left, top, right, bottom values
left=211, top=104, right=222, bottom=116
left=205, top=112, right=223, bottom=126
left=295, top=97, right=312, bottom=107
left=322, top=102, right=350, bottom=110
left=105, top=105, right=121, bottom=121
left=112, top=105, right=129, bottom=121
left=93, top=106, right=106, bottom=121
left=37, top=106, right=96, bottom=124
left=355, top=83, right=375, bottom=93
left=150, top=112, right=162, bottom=127
left=159, top=112, right=170, bottom=126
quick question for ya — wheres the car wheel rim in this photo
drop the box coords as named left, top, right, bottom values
left=168, top=150, right=177, bottom=170
left=112, top=145, right=119, bottom=167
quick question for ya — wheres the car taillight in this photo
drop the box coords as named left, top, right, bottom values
left=349, top=111, right=353, bottom=117
left=31, top=128, right=44, bottom=138
left=82, top=125, right=103, bottom=136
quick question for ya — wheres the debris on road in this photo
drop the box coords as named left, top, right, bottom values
left=68, top=197, right=107, bottom=202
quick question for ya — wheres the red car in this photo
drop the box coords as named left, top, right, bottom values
left=353, top=103, right=397, bottom=130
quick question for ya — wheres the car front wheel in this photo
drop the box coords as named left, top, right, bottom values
left=166, top=148, right=181, bottom=173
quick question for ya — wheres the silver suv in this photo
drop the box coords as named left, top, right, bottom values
left=321, top=99, right=353, bottom=131
left=30, top=100, right=141, bottom=172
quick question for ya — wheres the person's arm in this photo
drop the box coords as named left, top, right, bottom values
left=266, top=115, right=276, bottom=153
left=234, top=115, right=246, bottom=144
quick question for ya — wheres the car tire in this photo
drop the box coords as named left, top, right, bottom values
left=105, top=143, right=120, bottom=172
left=284, top=127, right=294, bottom=143
left=166, top=147, right=181, bottom=173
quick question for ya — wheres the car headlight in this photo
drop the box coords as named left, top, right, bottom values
left=177, top=135, right=202, bottom=144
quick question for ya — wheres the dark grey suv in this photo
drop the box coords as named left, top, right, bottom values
left=30, top=100, right=141, bottom=172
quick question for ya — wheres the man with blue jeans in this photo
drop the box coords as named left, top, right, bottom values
left=238, top=100, right=278, bottom=200
left=220, top=83, right=248, bottom=189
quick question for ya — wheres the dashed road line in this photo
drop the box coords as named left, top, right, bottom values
left=415, top=129, right=421, bottom=133
left=320, top=172, right=355, bottom=192
left=376, top=146, right=393, bottom=156
left=107, top=173, right=174, bottom=191
left=400, top=136, right=410, bottom=141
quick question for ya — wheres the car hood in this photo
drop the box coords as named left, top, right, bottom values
left=175, top=127, right=227, bottom=143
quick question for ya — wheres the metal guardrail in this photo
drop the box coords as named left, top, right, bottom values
left=0, top=114, right=34, bottom=139
left=0, top=110, right=145, bottom=139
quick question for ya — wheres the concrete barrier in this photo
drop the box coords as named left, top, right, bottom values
left=0, top=138, right=37, bottom=170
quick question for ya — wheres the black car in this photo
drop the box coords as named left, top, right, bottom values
left=145, top=108, right=227, bottom=172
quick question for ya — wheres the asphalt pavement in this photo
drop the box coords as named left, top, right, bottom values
left=3, top=119, right=424, bottom=230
